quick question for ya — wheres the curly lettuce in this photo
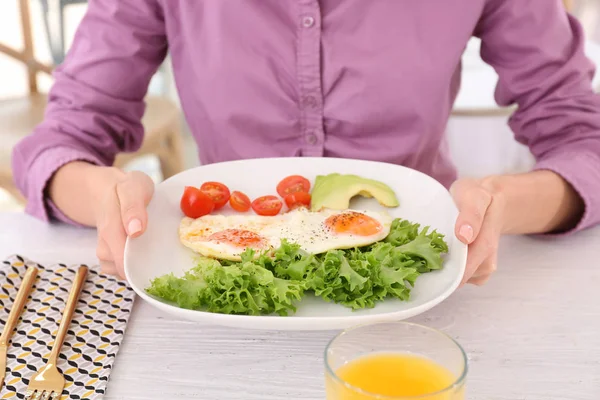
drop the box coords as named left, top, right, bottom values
left=146, top=251, right=304, bottom=316
left=146, top=218, right=449, bottom=315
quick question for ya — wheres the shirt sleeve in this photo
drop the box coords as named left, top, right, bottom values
left=11, top=0, right=167, bottom=223
left=475, top=0, right=600, bottom=233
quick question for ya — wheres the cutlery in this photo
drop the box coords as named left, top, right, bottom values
left=25, top=265, right=88, bottom=400
left=0, top=264, right=38, bottom=390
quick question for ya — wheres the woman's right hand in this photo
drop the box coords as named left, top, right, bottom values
left=94, top=170, right=155, bottom=278
left=49, top=162, right=155, bottom=279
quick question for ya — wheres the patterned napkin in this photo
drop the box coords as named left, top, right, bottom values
left=0, top=255, right=135, bottom=400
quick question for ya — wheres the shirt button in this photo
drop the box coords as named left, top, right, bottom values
left=302, top=16, right=315, bottom=28
left=303, top=96, right=317, bottom=108
left=306, top=133, right=317, bottom=145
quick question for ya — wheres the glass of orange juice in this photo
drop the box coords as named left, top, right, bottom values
left=325, top=321, right=467, bottom=399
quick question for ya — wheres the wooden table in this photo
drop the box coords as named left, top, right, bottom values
left=1, top=212, right=599, bottom=399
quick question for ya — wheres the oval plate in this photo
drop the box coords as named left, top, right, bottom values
left=124, top=158, right=467, bottom=330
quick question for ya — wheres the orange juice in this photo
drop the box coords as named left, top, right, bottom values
left=326, top=352, right=464, bottom=399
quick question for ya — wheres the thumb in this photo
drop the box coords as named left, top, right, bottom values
left=450, top=179, right=492, bottom=244
left=115, top=171, right=155, bottom=237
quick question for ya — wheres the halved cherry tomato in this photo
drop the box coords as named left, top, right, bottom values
left=180, top=186, right=214, bottom=218
left=276, top=175, right=311, bottom=198
left=251, top=195, right=283, bottom=216
left=230, top=191, right=251, bottom=212
left=284, top=191, right=311, bottom=210
left=200, top=181, right=231, bottom=210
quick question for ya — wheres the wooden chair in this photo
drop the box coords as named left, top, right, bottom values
left=563, top=0, right=574, bottom=12
left=37, top=0, right=88, bottom=65
left=0, top=0, right=184, bottom=204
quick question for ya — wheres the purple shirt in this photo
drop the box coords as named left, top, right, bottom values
left=11, top=0, right=600, bottom=232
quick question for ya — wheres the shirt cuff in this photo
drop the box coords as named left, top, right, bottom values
left=22, top=146, right=105, bottom=226
left=533, top=150, right=600, bottom=235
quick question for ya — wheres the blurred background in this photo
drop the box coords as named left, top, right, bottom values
left=1, top=0, right=599, bottom=212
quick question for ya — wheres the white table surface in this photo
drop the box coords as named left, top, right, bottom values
left=1, top=211, right=599, bottom=399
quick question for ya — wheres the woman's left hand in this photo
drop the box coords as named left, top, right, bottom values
left=450, top=177, right=507, bottom=286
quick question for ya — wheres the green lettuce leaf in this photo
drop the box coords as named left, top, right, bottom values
left=384, top=219, right=420, bottom=246
left=146, top=253, right=304, bottom=316
left=146, top=217, right=450, bottom=315
left=307, top=250, right=380, bottom=310
left=272, top=240, right=318, bottom=281
left=395, top=226, right=448, bottom=272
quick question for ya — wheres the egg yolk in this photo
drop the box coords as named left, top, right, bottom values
left=208, top=229, right=266, bottom=248
left=325, top=212, right=383, bottom=236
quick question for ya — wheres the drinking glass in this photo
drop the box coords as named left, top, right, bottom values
left=325, top=321, right=467, bottom=399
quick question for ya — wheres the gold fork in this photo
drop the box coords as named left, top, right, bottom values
left=25, top=265, right=88, bottom=400
left=0, top=264, right=38, bottom=390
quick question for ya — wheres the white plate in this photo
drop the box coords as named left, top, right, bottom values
left=124, top=158, right=467, bottom=331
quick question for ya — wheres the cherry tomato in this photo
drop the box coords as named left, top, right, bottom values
left=230, top=191, right=251, bottom=212
left=180, top=186, right=215, bottom=218
left=276, top=175, right=311, bottom=198
left=284, top=191, right=311, bottom=210
left=251, top=195, right=283, bottom=216
left=200, top=181, right=231, bottom=210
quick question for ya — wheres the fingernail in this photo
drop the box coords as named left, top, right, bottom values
left=127, top=219, right=142, bottom=236
left=459, top=224, right=474, bottom=243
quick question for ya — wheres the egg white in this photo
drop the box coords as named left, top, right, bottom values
left=178, top=214, right=285, bottom=261
left=178, top=208, right=393, bottom=261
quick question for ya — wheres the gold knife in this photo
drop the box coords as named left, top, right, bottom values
left=0, top=265, right=38, bottom=390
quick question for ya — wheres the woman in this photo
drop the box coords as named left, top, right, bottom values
left=12, top=0, right=600, bottom=283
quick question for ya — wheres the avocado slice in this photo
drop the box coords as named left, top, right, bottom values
left=310, top=173, right=399, bottom=211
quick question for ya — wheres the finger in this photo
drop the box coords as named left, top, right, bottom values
left=100, top=261, right=118, bottom=276
left=116, top=171, right=155, bottom=237
left=96, top=237, right=113, bottom=263
left=450, top=180, right=492, bottom=244
left=468, top=252, right=498, bottom=286
left=99, top=188, right=128, bottom=279
left=471, top=251, right=498, bottom=279
left=467, top=274, right=491, bottom=286
left=96, top=238, right=122, bottom=278
left=461, top=198, right=503, bottom=284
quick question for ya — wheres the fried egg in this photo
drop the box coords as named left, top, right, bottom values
left=178, top=208, right=393, bottom=261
